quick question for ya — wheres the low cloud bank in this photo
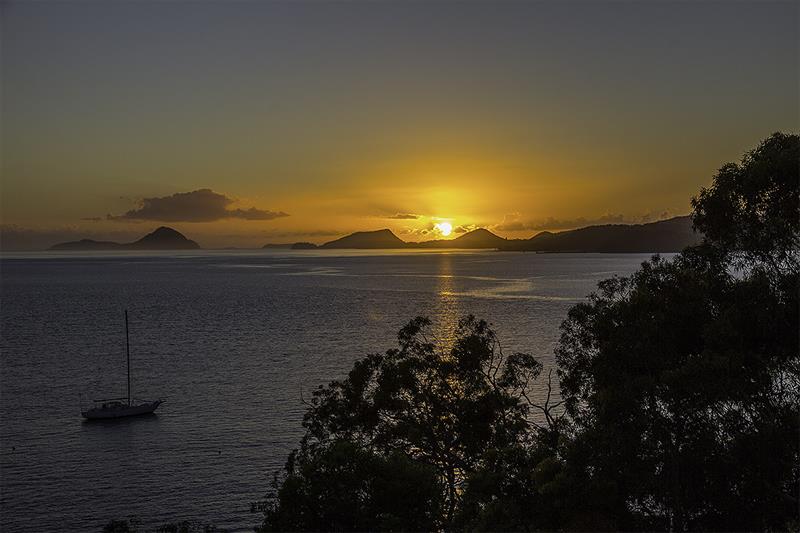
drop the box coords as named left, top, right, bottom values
left=384, top=213, right=420, bottom=220
left=107, top=189, right=289, bottom=222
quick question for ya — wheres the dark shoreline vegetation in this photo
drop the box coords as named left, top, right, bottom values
left=106, top=133, right=797, bottom=532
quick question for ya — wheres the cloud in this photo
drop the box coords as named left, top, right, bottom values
left=453, top=224, right=478, bottom=234
left=384, top=213, right=420, bottom=220
left=107, top=189, right=289, bottom=222
left=400, top=227, right=431, bottom=236
left=492, top=213, right=529, bottom=232
left=494, top=211, right=679, bottom=232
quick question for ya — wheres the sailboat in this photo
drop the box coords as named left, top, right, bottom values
left=81, top=311, right=164, bottom=420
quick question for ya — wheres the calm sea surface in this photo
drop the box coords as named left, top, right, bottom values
left=0, top=250, right=664, bottom=532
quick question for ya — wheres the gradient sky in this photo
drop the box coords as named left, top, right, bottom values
left=1, top=0, right=797, bottom=249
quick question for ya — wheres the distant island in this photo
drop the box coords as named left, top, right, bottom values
left=261, top=243, right=295, bottom=249
left=262, top=216, right=699, bottom=252
left=51, top=216, right=699, bottom=253
left=321, top=229, right=407, bottom=249
left=50, top=226, right=200, bottom=251
left=498, top=216, right=700, bottom=252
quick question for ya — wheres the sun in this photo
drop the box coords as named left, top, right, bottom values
left=435, top=221, right=453, bottom=237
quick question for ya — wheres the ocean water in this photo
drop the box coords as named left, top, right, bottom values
left=0, top=250, right=662, bottom=532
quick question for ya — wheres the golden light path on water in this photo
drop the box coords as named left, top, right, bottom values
left=434, top=253, right=460, bottom=346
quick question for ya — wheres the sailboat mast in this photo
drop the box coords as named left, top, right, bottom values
left=125, top=310, right=131, bottom=406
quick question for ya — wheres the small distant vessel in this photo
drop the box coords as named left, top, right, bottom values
left=82, top=311, right=164, bottom=420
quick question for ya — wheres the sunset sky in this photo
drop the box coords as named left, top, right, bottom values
left=1, top=1, right=797, bottom=249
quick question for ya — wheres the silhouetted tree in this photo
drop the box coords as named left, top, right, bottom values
left=259, top=441, right=443, bottom=531
left=257, top=316, right=549, bottom=530
left=555, top=132, right=799, bottom=530
left=692, top=131, right=799, bottom=274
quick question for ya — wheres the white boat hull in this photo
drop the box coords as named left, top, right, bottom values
left=82, top=400, right=163, bottom=420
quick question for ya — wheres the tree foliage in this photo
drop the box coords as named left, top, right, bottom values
left=258, top=132, right=799, bottom=531
left=692, top=131, right=799, bottom=273
left=259, top=440, right=443, bottom=531
left=556, top=249, right=798, bottom=530
left=258, top=316, right=551, bottom=531
left=555, top=132, right=799, bottom=530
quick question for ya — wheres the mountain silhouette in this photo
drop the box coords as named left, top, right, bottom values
left=264, top=219, right=697, bottom=252
left=321, top=229, right=406, bottom=249
left=417, top=228, right=508, bottom=249
left=499, top=216, right=699, bottom=252
left=50, top=226, right=200, bottom=250
left=128, top=227, right=200, bottom=249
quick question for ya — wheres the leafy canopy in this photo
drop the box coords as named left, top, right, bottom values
left=555, top=132, right=799, bottom=530
left=259, top=316, right=549, bottom=531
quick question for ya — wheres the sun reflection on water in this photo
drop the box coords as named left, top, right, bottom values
left=433, top=253, right=461, bottom=348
